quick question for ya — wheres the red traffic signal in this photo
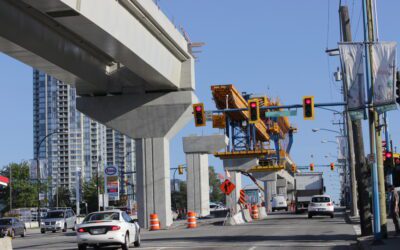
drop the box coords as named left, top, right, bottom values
left=192, top=103, right=206, bottom=127
left=385, top=152, right=393, bottom=159
left=303, top=96, right=315, bottom=120
left=310, top=163, right=314, bottom=171
left=248, top=99, right=260, bottom=124
left=330, top=163, right=334, bottom=171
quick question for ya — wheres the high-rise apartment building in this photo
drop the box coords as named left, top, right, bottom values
left=33, top=70, right=135, bottom=205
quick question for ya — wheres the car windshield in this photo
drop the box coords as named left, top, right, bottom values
left=46, top=211, right=65, bottom=218
left=312, top=197, right=330, bottom=203
left=84, top=212, right=120, bottom=223
left=0, top=219, right=12, bottom=225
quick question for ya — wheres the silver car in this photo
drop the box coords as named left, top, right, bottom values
left=0, top=217, right=26, bottom=238
left=40, top=209, right=76, bottom=233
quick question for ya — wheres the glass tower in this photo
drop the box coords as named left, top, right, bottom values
left=33, top=70, right=136, bottom=206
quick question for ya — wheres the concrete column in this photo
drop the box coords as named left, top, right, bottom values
left=136, top=137, right=172, bottom=229
left=264, top=180, right=277, bottom=212
left=276, top=178, right=288, bottom=198
left=183, top=135, right=228, bottom=218
left=226, top=171, right=242, bottom=214
left=186, top=153, right=210, bottom=217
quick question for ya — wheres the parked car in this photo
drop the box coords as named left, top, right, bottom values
left=0, top=217, right=26, bottom=238
left=76, top=210, right=140, bottom=250
left=308, top=195, right=334, bottom=218
left=210, top=202, right=227, bottom=211
left=271, top=195, right=288, bottom=212
left=40, top=208, right=76, bottom=233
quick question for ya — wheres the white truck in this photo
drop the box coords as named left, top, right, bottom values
left=294, top=172, right=324, bottom=213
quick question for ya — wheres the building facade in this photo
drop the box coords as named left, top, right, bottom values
left=33, top=70, right=135, bottom=207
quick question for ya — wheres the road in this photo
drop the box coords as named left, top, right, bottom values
left=12, top=209, right=357, bottom=250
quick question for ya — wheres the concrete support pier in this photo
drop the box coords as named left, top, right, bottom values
left=226, top=171, right=242, bottom=214
left=183, top=135, right=228, bottom=217
left=136, top=137, right=172, bottom=229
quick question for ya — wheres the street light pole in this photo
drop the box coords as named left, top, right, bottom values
left=9, top=165, right=12, bottom=212
left=36, top=130, right=65, bottom=225
left=312, top=128, right=341, bottom=134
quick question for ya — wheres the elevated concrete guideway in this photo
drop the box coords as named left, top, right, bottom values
left=0, top=0, right=197, bottom=229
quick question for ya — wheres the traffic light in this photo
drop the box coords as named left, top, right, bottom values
left=310, top=163, right=314, bottom=171
left=178, top=165, right=184, bottom=175
left=330, top=163, right=334, bottom=171
left=303, top=96, right=315, bottom=120
left=193, top=103, right=206, bottom=127
left=385, top=152, right=393, bottom=160
left=396, top=71, right=400, bottom=104
left=248, top=99, right=260, bottom=124
left=291, top=164, right=297, bottom=172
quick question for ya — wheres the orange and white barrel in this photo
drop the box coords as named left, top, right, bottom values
left=251, top=205, right=259, bottom=220
left=150, top=213, right=160, bottom=230
left=187, top=211, right=197, bottom=228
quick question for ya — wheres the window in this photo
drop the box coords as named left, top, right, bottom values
left=311, top=197, right=330, bottom=203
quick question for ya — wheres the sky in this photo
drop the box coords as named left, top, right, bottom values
left=1, top=0, right=400, bottom=203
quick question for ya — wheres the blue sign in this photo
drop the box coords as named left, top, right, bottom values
left=105, top=166, right=117, bottom=176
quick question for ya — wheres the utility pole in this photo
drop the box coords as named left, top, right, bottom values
left=366, top=0, right=387, bottom=239
left=339, top=6, right=370, bottom=231
left=363, top=0, right=384, bottom=241
left=9, top=165, right=12, bottom=212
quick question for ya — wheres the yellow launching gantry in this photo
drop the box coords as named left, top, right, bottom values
left=210, top=84, right=297, bottom=173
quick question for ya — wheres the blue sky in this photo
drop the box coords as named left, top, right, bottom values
left=1, top=0, right=400, bottom=203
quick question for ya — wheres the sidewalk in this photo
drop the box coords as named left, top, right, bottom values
left=346, top=211, right=400, bottom=249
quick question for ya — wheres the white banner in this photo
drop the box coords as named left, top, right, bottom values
left=371, top=42, right=397, bottom=112
left=339, top=43, right=366, bottom=120
left=29, top=159, right=49, bottom=180
left=337, top=136, right=348, bottom=161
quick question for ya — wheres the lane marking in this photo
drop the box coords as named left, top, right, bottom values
left=353, top=225, right=361, bottom=236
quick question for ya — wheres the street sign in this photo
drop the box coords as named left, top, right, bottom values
left=105, top=166, right=119, bottom=201
left=219, top=179, right=236, bottom=195
left=265, top=110, right=297, bottom=118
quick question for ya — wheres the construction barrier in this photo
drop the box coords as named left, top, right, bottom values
left=187, top=211, right=197, bottom=228
left=242, top=208, right=253, bottom=222
left=251, top=205, right=259, bottom=220
left=258, top=206, right=268, bottom=219
left=150, top=213, right=160, bottom=231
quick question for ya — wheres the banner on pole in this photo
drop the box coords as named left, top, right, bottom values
left=337, top=136, right=348, bottom=161
left=371, top=42, right=397, bottom=113
left=339, top=43, right=366, bottom=120
left=29, top=159, right=49, bottom=180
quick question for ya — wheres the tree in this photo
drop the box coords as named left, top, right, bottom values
left=82, top=176, right=103, bottom=213
left=52, top=186, right=72, bottom=208
left=209, top=166, right=225, bottom=204
left=0, top=162, right=37, bottom=212
left=171, top=181, right=187, bottom=211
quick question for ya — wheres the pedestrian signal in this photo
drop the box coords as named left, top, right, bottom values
left=193, top=103, right=206, bottom=127
left=303, top=96, right=315, bottom=120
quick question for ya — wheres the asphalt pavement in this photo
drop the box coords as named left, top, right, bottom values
left=12, top=209, right=358, bottom=250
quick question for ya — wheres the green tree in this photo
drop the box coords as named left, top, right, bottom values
left=82, top=176, right=103, bottom=213
left=171, top=181, right=187, bottom=210
left=0, top=162, right=37, bottom=212
left=52, top=186, right=73, bottom=208
left=209, top=166, right=225, bottom=204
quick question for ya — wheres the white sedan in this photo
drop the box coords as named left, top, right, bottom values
left=76, top=210, right=140, bottom=250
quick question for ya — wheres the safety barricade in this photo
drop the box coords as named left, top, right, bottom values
left=150, top=213, right=160, bottom=231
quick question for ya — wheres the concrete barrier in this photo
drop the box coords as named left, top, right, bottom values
left=0, top=237, right=13, bottom=250
left=225, top=212, right=245, bottom=226
left=258, top=206, right=268, bottom=220
left=241, top=209, right=253, bottom=222
left=24, top=221, right=39, bottom=229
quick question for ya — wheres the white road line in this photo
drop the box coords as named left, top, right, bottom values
left=248, top=246, right=257, bottom=250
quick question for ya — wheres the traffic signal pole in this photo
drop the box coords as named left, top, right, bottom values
left=363, top=0, right=384, bottom=241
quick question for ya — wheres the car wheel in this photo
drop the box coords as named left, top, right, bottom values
left=134, top=230, right=141, bottom=247
left=285, top=207, right=288, bottom=212
left=78, top=244, right=87, bottom=250
left=72, top=222, right=76, bottom=231
left=52, top=230, right=56, bottom=233
left=21, top=228, right=26, bottom=237
left=308, top=214, right=312, bottom=219
left=41, top=229, right=45, bottom=234
left=121, top=233, right=129, bottom=250
left=330, top=213, right=334, bottom=218
left=62, top=223, right=67, bottom=232
left=9, top=229, right=15, bottom=238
